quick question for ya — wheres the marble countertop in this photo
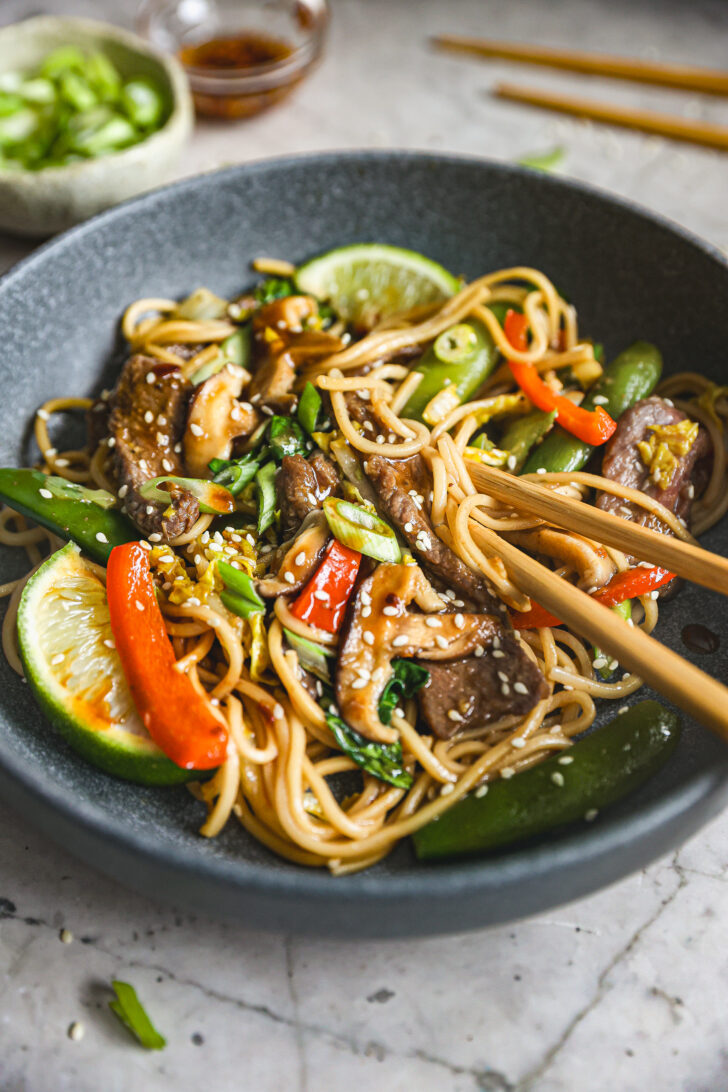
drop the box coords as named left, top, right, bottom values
left=1, top=1, right=728, bottom=1089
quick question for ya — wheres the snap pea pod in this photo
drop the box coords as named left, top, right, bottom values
left=413, top=701, right=680, bottom=861
left=0, top=468, right=137, bottom=564
left=500, top=409, right=557, bottom=472
left=521, top=341, right=662, bottom=475
left=401, top=319, right=498, bottom=421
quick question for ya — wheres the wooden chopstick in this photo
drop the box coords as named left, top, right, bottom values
left=467, top=516, right=728, bottom=744
left=493, top=82, right=728, bottom=152
left=467, top=462, right=728, bottom=597
left=432, top=35, right=728, bottom=97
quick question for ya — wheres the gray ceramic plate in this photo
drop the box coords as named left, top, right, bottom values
left=1, top=153, right=727, bottom=937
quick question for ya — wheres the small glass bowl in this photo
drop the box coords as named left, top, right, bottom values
left=137, top=0, right=329, bottom=120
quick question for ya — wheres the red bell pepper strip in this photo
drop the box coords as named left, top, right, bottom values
left=504, top=310, right=617, bottom=446
left=510, top=565, right=676, bottom=630
left=106, top=542, right=228, bottom=770
left=290, top=538, right=362, bottom=634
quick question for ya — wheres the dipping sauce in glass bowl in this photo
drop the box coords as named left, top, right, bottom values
left=137, top=0, right=329, bottom=119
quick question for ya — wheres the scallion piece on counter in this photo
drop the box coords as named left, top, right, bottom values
left=108, top=980, right=166, bottom=1051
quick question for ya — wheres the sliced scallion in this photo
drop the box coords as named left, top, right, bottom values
left=138, top=475, right=235, bottom=515
left=323, top=496, right=401, bottom=563
left=255, top=462, right=278, bottom=535
left=108, top=980, right=166, bottom=1051
left=298, top=382, right=322, bottom=434
left=283, top=627, right=334, bottom=682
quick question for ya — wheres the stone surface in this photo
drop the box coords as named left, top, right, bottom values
left=1, top=1, right=727, bottom=1089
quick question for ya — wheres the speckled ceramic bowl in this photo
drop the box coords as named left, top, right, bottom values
left=0, top=16, right=193, bottom=237
left=0, top=153, right=727, bottom=936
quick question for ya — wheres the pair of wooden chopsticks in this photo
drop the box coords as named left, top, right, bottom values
left=466, top=461, right=728, bottom=745
left=433, top=35, right=728, bottom=152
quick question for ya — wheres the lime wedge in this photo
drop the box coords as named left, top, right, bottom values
left=294, top=244, right=460, bottom=328
left=17, top=542, right=194, bottom=785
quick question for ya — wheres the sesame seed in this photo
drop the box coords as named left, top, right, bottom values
left=162, top=459, right=173, bottom=472
left=145, top=505, right=155, bottom=515
left=435, top=635, right=449, bottom=649
left=501, top=683, right=510, bottom=696
left=506, top=454, right=517, bottom=470
left=55, top=458, right=69, bottom=467
left=174, top=443, right=182, bottom=454
left=440, top=783, right=455, bottom=796
left=500, top=767, right=515, bottom=779
left=146, top=372, right=156, bottom=384
left=592, top=656, right=607, bottom=670
left=511, top=737, right=526, bottom=749
left=492, top=648, right=505, bottom=659
left=144, top=410, right=154, bottom=424
left=39, top=488, right=53, bottom=500
left=475, top=784, right=488, bottom=798
left=361, top=605, right=371, bottom=617
left=558, top=755, right=574, bottom=765
left=454, top=613, right=465, bottom=630
left=592, top=394, right=609, bottom=405
left=139, top=540, right=151, bottom=551
left=363, top=631, right=374, bottom=645
left=447, top=708, right=464, bottom=722
left=95, top=532, right=108, bottom=544
left=551, top=772, right=565, bottom=787
left=189, top=423, right=204, bottom=437
left=313, top=590, right=329, bottom=601
left=156, top=432, right=169, bottom=446
left=356, top=668, right=371, bottom=681
left=59, top=928, right=73, bottom=944
left=404, top=521, right=414, bottom=533
left=536, top=467, right=546, bottom=475
left=513, top=681, right=529, bottom=695
left=103, top=639, right=115, bottom=649
left=383, top=605, right=398, bottom=616
left=392, top=634, right=409, bottom=647
left=351, top=677, right=368, bottom=689
left=68, top=1022, right=85, bottom=1042
left=585, top=808, right=599, bottom=821
left=425, top=617, right=442, bottom=628
left=135, top=600, right=144, bottom=612
left=452, top=599, right=465, bottom=608
left=273, top=703, right=284, bottom=719
left=118, top=484, right=128, bottom=498
left=497, top=670, right=509, bottom=683
left=360, top=589, right=372, bottom=605
left=187, top=597, right=201, bottom=606
left=474, top=645, right=484, bottom=657
left=149, top=533, right=162, bottom=542
left=375, top=435, right=385, bottom=444
left=46, top=447, right=57, bottom=458
left=107, top=437, right=116, bottom=449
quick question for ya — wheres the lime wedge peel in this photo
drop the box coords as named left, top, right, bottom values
left=294, top=243, right=460, bottom=328
left=17, top=542, right=195, bottom=786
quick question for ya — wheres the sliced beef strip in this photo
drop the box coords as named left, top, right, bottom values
left=275, top=452, right=341, bottom=537
left=597, top=396, right=710, bottom=535
left=365, top=452, right=505, bottom=614
left=108, top=354, right=199, bottom=541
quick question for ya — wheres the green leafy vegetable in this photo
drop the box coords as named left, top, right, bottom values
left=326, top=711, right=413, bottom=790
left=378, top=660, right=429, bottom=726
left=517, top=146, right=566, bottom=173
left=298, top=382, right=322, bottom=434
left=255, top=461, right=278, bottom=535
left=209, top=453, right=260, bottom=495
left=108, top=980, right=166, bottom=1051
left=254, top=277, right=295, bottom=305
left=268, top=416, right=308, bottom=461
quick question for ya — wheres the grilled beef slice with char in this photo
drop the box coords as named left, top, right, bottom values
left=275, top=452, right=341, bottom=537
left=364, top=451, right=548, bottom=738
left=108, top=354, right=199, bottom=541
left=596, top=396, right=710, bottom=534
